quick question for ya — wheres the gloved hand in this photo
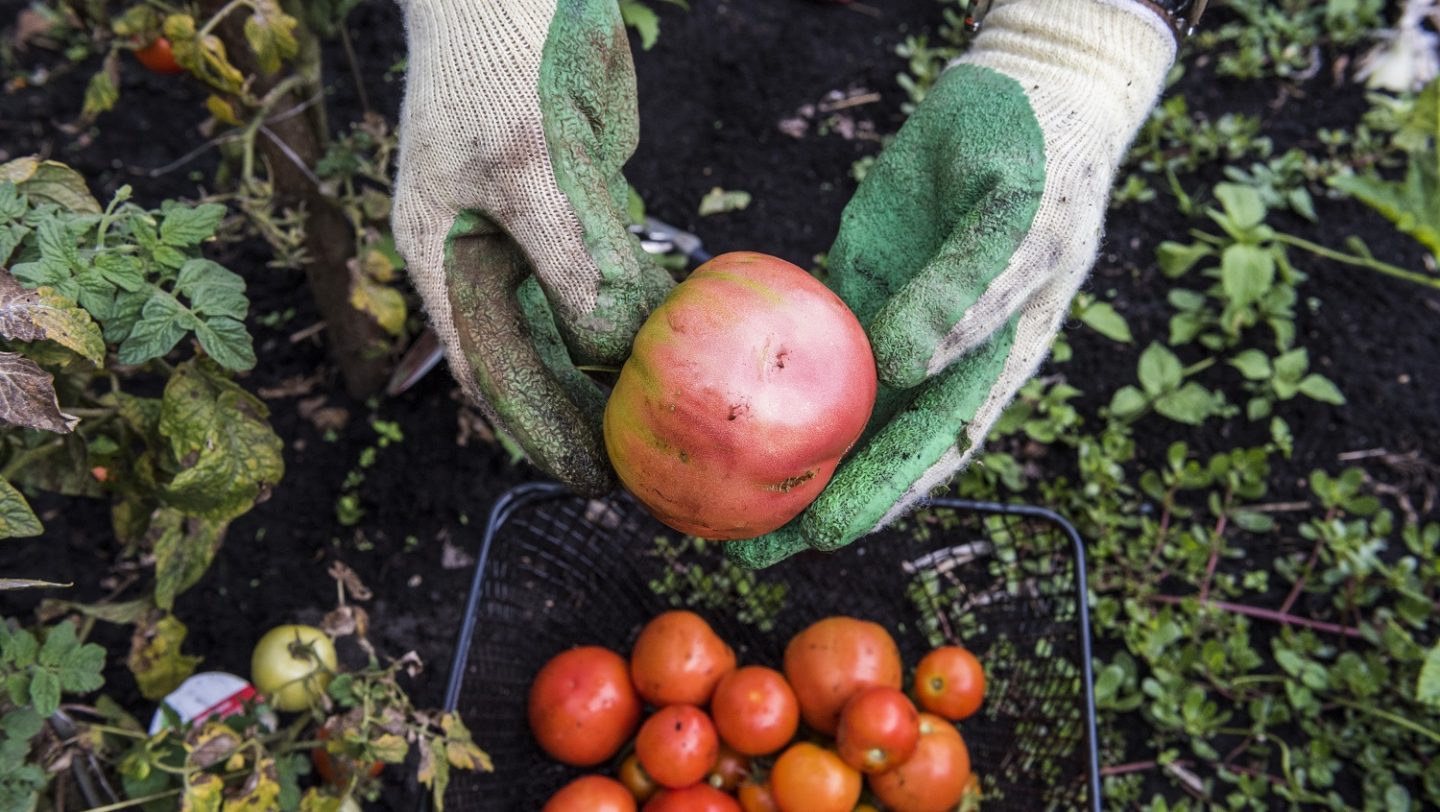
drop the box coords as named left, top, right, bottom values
left=392, top=0, right=672, bottom=496
left=727, top=0, right=1179, bottom=568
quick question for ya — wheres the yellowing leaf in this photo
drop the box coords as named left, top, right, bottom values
left=181, top=772, right=224, bottom=812
left=0, top=477, right=42, bottom=538
left=82, top=53, right=121, bottom=121
left=349, top=258, right=406, bottom=337
left=0, top=271, right=106, bottom=365
left=222, top=758, right=281, bottom=812
left=150, top=507, right=228, bottom=611
left=164, top=14, right=246, bottom=96
left=207, top=95, right=243, bottom=127
left=128, top=612, right=203, bottom=700
left=0, top=157, right=101, bottom=214
left=243, top=1, right=300, bottom=75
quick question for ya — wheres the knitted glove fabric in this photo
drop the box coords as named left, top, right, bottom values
left=729, top=0, right=1177, bottom=568
left=392, top=0, right=672, bottom=496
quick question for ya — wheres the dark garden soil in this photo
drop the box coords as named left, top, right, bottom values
left=1, top=0, right=1438, bottom=808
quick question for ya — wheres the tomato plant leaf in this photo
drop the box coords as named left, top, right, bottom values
left=0, top=352, right=77, bottom=433
left=180, top=771, right=224, bottom=812
left=244, top=1, right=300, bottom=75
left=0, top=272, right=105, bottom=365
left=81, top=53, right=120, bottom=121
left=1154, top=383, right=1227, bottom=425
left=221, top=757, right=281, bottom=811
left=1329, top=157, right=1440, bottom=260
left=349, top=263, right=406, bottom=337
left=1298, top=373, right=1345, bottom=405
left=0, top=158, right=101, bottom=214
left=151, top=508, right=227, bottom=611
left=159, top=204, right=226, bottom=248
left=129, top=613, right=202, bottom=701
left=157, top=362, right=283, bottom=520
left=118, top=295, right=190, bottom=366
left=27, top=669, right=59, bottom=717
left=0, top=477, right=42, bottom=539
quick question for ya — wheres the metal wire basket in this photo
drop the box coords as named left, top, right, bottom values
left=440, top=482, right=1102, bottom=811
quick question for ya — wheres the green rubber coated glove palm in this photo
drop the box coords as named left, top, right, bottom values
left=393, top=0, right=672, bottom=496
left=727, top=0, right=1178, bottom=568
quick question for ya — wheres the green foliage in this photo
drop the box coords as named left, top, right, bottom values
left=1192, top=0, right=1385, bottom=80
left=648, top=535, right=788, bottom=632
left=619, top=0, right=689, bottom=51
left=1329, top=78, right=1440, bottom=260
left=0, top=618, right=106, bottom=809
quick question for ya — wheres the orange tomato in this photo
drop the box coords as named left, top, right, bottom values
left=311, top=724, right=383, bottom=787
left=635, top=705, right=720, bottom=789
left=783, top=617, right=902, bottom=734
left=913, top=646, right=986, bottom=721
left=836, top=686, right=920, bottom=774
left=528, top=646, right=642, bottom=766
left=630, top=611, right=737, bottom=707
left=769, top=742, right=861, bottom=812
left=710, top=666, right=800, bottom=756
left=867, top=714, right=971, bottom=812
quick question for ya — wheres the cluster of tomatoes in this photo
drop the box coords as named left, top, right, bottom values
left=529, top=611, right=986, bottom=812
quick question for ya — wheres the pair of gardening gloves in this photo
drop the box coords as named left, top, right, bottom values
left=391, top=0, right=1179, bottom=568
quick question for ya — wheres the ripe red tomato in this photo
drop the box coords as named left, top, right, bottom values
left=783, top=617, right=902, bottom=735
left=604, top=251, right=877, bottom=540
left=768, top=742, right=861, bottom=812
left=619, top=753, right=660, bottom=803
left=543, top=775, right=637, bottom=812
left=710, top=666, right=799, bottom=756
left=635, top=705, right=720, bottom=789
left=643, top=784, right=743, bottom=812
left=736, top=780, right=779, bottom=812
left=311, top=724, right=383, bottom=787
left=528, top=646, right=642, bottom=766
left=836, top=685, right=920, bottom=774
left=867, top=714, right=971, bottom=812
left=706, top=743, right=750, bottom=792
left=630, top=611, right=736, bottom=707
left=133, top=37, right=185, bottom=75
left=913, top=646, right=986, bottom=721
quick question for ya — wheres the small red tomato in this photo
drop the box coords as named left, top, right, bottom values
left=769, top=742, right=861, bottom=812
left=706, top=743, right=750, bottom=791
left=711, top=666, right=800, bottom=756
left=636, top=705, right=720, bottom=789
left=736, top=779, right=780, bottom=812
left=867, top=714, right=972, bottom=812
left=134, top=37, right=185, bottom=75
left=528, top=646, right=642, bottom=766
left=543, top=775, right=637, bottom=812
left=618, top=753, right=661, bottom=803
left=644, top=784, right=743, bottom=812
left=836, top=685, right=920, bottom=774
left=913, top=646, right=986, bottom=721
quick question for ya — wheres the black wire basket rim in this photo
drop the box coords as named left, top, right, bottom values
left=439, top=482, right=1103, bottom=812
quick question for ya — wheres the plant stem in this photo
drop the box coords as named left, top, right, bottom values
left=1182, top=357, right=1217, bottom=377
left=1, top=440, right=65, bottom=481
left=1332, top=698, right=1440, bottom=744
left=1273, top=232, right=1440, bottom=290
left=197, top=0, right=253, bottom=39
left=82, top=789, right=183, bottom=812
left=1151, top=594, right=1365, bottom=638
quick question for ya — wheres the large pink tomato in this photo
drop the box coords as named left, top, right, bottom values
left=604, top=252, right=876, bottom=540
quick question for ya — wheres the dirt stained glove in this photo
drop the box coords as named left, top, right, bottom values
left=392, top=0, right=672, bottom=496
left=728, top=0, right=1179, bottom=568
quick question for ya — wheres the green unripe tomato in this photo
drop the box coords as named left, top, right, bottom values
left=251, top=625, right=337, bottom=712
